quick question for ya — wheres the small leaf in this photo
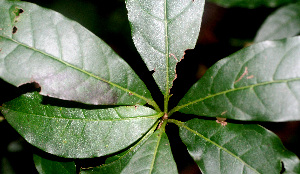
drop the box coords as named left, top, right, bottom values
left=1, top=92, right=162, bottom=158
left=255, top=2, right=300, bottom=42
left=178, top=118, right=300, bottom=173
left=174, top=36, right=300, bottom=121
left=208, top=0, right=298, bottom=8
left=82, top=127, right=178, bottom=174
left=126, top=0, right=204, bottom=95
left=33, top=154, right=76, bottom=174
left=0, top=0, right=154, bottom=106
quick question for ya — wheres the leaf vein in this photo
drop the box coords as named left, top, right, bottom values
left=0, top=36, right=153, bottom=104
left=175, top=78, right=300, bottom=113
left=182, top=124, right=260, bottom=173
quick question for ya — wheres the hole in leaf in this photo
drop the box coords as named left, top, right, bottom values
left=13, top=7, right=24, bottom=23
left=13, top=7, right=24, bottom=17
left=280, top=161, right=285, bottom=174
left=12, top=26, right=18, bottom=34
left=18, top=8, right=24, bottom=14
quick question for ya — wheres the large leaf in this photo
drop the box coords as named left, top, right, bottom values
left=82, top=125, right=178, bottom=174
left=176, top=118, right=300, bottom=173
left=208, top=0, right=299, bottom=8
left=0, top=0, right=155, bottom=106
left=33, top=154, right=76, bottom=174
left=0, top=92, right=162, bottom=158
left=126, top=0, right=204, bottom=96
left=173, top=36, right=300, bottom=121
left=255, top=2, right=300, bottom=42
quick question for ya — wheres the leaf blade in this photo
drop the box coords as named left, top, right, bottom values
left=178, top=118, right=300, bottom=173
left=1, top=92, right=162, bottom=158
left=255, top=2, right=300, bottom=42
left=126, top=0, right=204, bottom=95
left=82, top=128, right=178, bottom=174
left=175, top=36, right=300, bottom=121
left=33, top=154, right=76, bottom=174
left=0, top=0, right=154, bottom=106
left=208, top=0, right=298, bottom=8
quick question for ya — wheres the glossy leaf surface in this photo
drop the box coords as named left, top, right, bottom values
left=0, top=0, right=154, bottom=106
left=208, top=0, right=298, bottom=8
left=1, top=92, right=162, bottom=158
left=33, top=154, right=76, bottom=174
left=175, top=36, right=300, bottom=121
left=126, top=0, right=204, bottom=95
left=255, top=2, right=300, bottom=42
left=178, top=118, right=300, bottom=173
left=82, top=127, right=178, bottom=174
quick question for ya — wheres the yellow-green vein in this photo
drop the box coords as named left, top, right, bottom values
left=169, top=77, right=300, bottom=115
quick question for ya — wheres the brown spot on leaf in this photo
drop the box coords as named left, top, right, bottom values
left=169, top=53, right=178, bottom=61
left=234, top=67, right=248, bottom=83
left=12, top=26, right=18, bottom=34
left=247, top=75, right=254, bottom=79
left=216, top=117, right=227, bottom=126
left=221, top=111, right=227, bottom=115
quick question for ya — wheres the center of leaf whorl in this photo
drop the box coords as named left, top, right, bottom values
left=157, top=113, right=168, bottom=130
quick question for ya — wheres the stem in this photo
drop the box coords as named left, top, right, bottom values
left=148, top=100, right=162, bottom=112
left=158, top=118, right=168, bottom=132
left=164, top=96, right=169, bottom=114
left=168, top=106, right=178, bottom=117
left=167, top=119, right=184, bottom=127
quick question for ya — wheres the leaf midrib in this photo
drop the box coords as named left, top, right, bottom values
left=181, top=124, right=260, bottom=174
left=148, top=131, right=163, bottom=174
left=164, top=0, right=170, bottom=113
left=0, top=36, right=154, bottom=105
left=172, top=77, right=300, bottom=114
left=3, top=107, right=163, bottom=122
left=89, top=121, right=159, bottom=171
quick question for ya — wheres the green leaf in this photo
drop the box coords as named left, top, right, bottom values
left=81, top=123, right=156, bottom=174
left=255, top=2, right=300, bottom=42
left=173, top=36, right=300, bottom=121
left=82, top=126, right=178, bottom=174
left=33, top=154, right=76, bottom=174
left=1, top=92, right=162, bottom=158
left=0, top=0, right=155, bottom=106
left=177, top=118, right=300, bottom=173
left=126, top=0, right=204, bottom=96
left=208, top=0, right=299, bottom=8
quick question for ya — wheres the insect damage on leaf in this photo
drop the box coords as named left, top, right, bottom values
left=11, top=7, right=24, bottom=34
left=216, top=117, right=227, bottom=126
left=170, top=51, right=188, bottom=93
left=12, top=26, right=17, bottom=34
left=12, top=7, right=24, bottom=23
left=234, top=67, right=248, bottom=83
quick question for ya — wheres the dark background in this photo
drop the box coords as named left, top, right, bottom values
left=1, top=0, right=300, bottom=173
